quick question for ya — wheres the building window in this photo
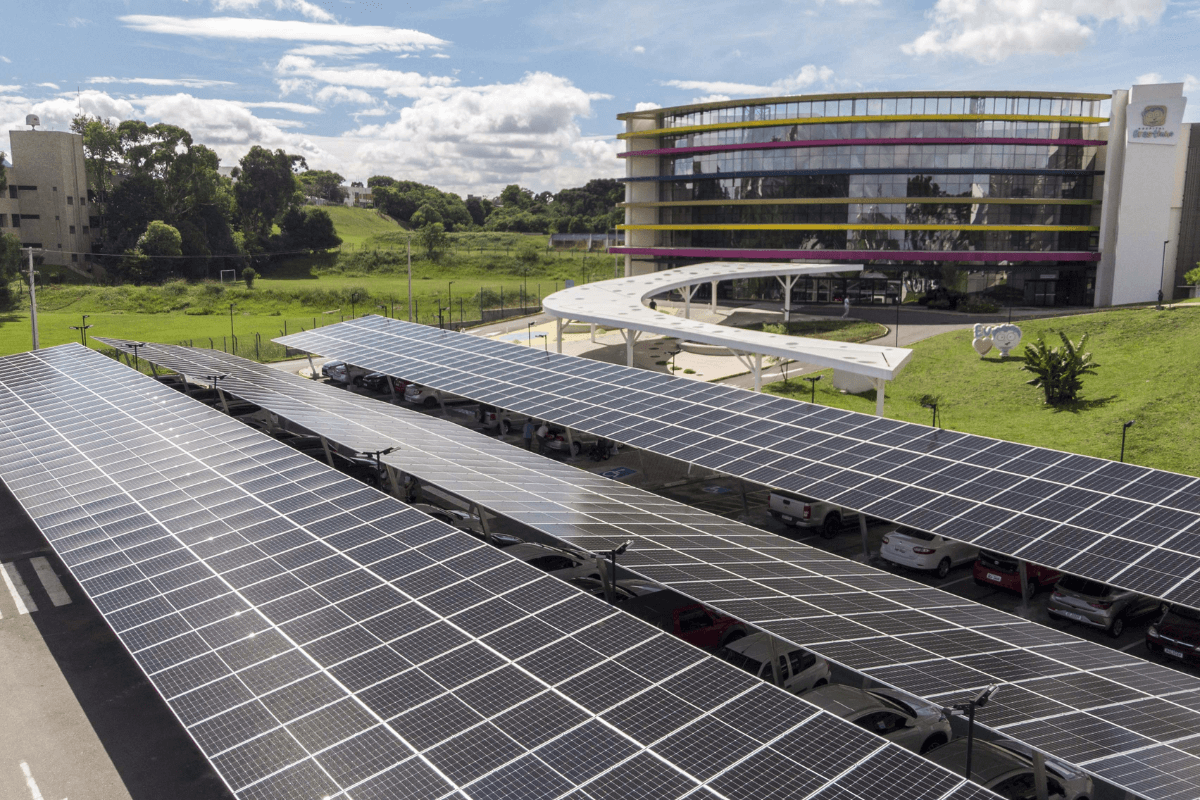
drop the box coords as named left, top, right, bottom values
left=67, top=196, right=74, bottom=205
left=52, top=186, right=57, bottom=192
left=71, top=254, right=78, bottom=263
left=69, top=225, right=76, bottom=234
left=21, top=214, right=40, bottom=220
left=0, top=215, right=5, bottom=227
left=57, top=243, right=62, bottom=249
left=82, top=226, right=89, bottom=234
left=80, top=197, right=86, bottom=206
left=55, top=215, right=59, bottom=221
left=7, top=186, right=15, bottom=199
left=11, top=215, right=19, bottom=228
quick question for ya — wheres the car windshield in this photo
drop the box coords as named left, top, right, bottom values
left=1169, top=605, right=1200, bottom=623
left=898, top=529, right=935, bottom=542
left=871, top=692, right=916, bottom=717
left=1057, top=575, right=1110, bottom=596
left=717, top=647, right=763, bottom=676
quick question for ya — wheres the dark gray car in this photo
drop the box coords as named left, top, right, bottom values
left=1047, top=574, right=1161, bottom=637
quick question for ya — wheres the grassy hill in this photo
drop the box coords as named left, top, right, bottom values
left=323, top=205, right=407, bottom=249
left=766, top=305, right=1200, bottom=475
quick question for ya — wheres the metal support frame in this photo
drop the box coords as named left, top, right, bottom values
left=318, top=435, right=336, bottom=468
left=385, top=465, right=402, bottom=497
left=1018, top=560, right=1031, bottom=613
left=767, top=633, right=783, bottom=687
left=732, top=351, right=765, bottom=392
left=710, top=280, right=718, bottom=311
left=589, top=322, right=597, bottom=343
left=872, top=377, right=887, bottom=417
left=775, top=274, right=799, bottom=323
left=679, top=284, right=699, bottom=319
left=556, top=318, right=564, bottom=354
left=435, top=389, right=448, bottom=416
left=470, top=503, right=493, bottom=545
left=858, top=512, right=870, bottom=564
left=565, top=428, right=576, bottom=457
left=214, top=385, right=231, bottom=415
left=739, top=481, right=750, bottom=519
left=388, top=378, right=397, bottom=404
left=306, top=353, right=318, bottom=380
left=1032, top=751, right=1049, bottom=800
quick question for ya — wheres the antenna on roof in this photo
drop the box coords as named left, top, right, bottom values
left=25, top=114, right=40, bottom=130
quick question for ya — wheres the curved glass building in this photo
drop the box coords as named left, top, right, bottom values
left=616, top=88, right=1197, bottom=307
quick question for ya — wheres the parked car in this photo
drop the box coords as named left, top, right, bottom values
left=404, top=383, right=470, bottom=409
left=287, top=438, right=386, bottom=487
left=1047, top=575, right=1161, bottom=637
left=716, top=633, right=831, bottom=695
left=358, top=372, right=409, bottom=395
left=410, top=502, right=523, bottom=548
left=881, top=528, right=978, bottom=578
left=768, top=491, right=860, bottom=539
left=321, top=360, right=350, bottom=385
left=505, top=543, right=601, bottom=581
left=476, top=404, right=525, bottom=434
left=924, top=738, right=1093, bottom=800
left=973, top=550, right=1061, bottom=595
left=801, top=684, right=951, bottom=754
left=544, top=426, right=613, bottom=458
left=1146, top=603, right=1200, bottom=667
left=617, top=582, right=748, bottom=651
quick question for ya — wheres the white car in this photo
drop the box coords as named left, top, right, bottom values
left=880, top=527, right=978, bottom=578
left=404, top=383, right=469, bottom=409
left=768, top=491, right=860, bottom=539
left=924, top=738, right=1093, bottom=800
left=802, top=684, right=952, bottom=754
left=505, top=543, right=601, bottom=581
left=476, top=405, right=526, bottom=434
left=716, top=632, right=831, bottom=695
left=320, top=360, right=351, bottom=385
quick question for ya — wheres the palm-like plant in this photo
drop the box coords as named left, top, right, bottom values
left=1021, top=332, right=1100, bottom=404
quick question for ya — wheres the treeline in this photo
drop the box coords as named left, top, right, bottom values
left=72, top=115, right=340, bottom=283
left=366, top=177, right=623, bottom=234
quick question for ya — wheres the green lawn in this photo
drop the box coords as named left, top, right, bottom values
left=324, top=206, right=407, bottom=250
left=739, top=319, right=888, bottom=344
left=766, top=305, right=1200, bottom=475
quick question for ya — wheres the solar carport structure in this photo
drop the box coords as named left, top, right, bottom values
left=0, top=344, right=992, bottom=800
left=111, top=339, right=1200, bottom=800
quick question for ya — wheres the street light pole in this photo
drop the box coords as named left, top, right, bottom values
left=803, top=375, right=821, bottom=404
left=362, top=447, right=397, bottom=489
left=407, top=232, right=414, bottom=322
left=447, top=281, right=455, bottom=327
left=943, top=685, right=998, bottom=782
left=596, top=540, right=632, bottom=604
left=1157, top=239, right=1169, bottom=310
left=229, top=303, right=236, bottom=350
left=1120, top=420, right=1135, bottom=463
left=68, top=314, right=93, bottom=346
left=26, top=247, right=38, bottom=350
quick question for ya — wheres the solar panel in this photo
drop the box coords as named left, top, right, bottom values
left=0, top=343, right=985, bottom=800
left=274, top=317, right=1200, bottom=613
left=112, top=340, right=1200, bottom=800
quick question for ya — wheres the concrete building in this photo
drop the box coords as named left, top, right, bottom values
left=0, top=129, right=98, bottom=275
left=616, top=84, right=1196, bottom=307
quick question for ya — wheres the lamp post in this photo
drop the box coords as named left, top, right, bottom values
left=803, top=375, right=821, bottom=404
left=25, top=247, right=39, bottom=350
left=407, top=232, right=414, bottom=322
left=921, top=400, right=939, bottom=428
left=1120, top=420, right=1135, bottom=463
left=1157, top=240, right=1169, bottom=310
left=204, top=373, right=230, bottom=414
left=361, top=446, right=397, bottom=489
left=376, top=304, right=387, bottom=319
left=350, top=291, right=360, bottom=320
left=669, top=346, right=682, bottom=374
left=942, top=684, right=998, bottom=782
left=68, top=314, right=93, bottom=346
left=129, top=341, right=148, bottom=372
left=228, top=303, right=236, bottom=350
left=595, top=540, right=633, bottom=604
left=527, top=321, right=535, bottom=346
left=447, top=281, right=455, bottom=327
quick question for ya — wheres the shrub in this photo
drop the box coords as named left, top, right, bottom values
left=960, top=298, right=1000, bottom=314
left=242, top=266, right=258, bottom=289
left=1021, top=332, right=1100, bottom=405
left=1184, top=265, right=1200, bottom=286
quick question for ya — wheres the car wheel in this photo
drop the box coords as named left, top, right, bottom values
left=935, top=558, right=951, bottom=579
left=500, top=419, right=512, bottom=435
left=919, top=734, right=948, bottom=754
left=1026, top=578, right=1040, bottom=596
left=423, top=396, right=439, bottom=408
left=572, top=441, right=582, bottom=456
left=352, top=375, right=364, bottom=387
left=1108, top=616, right=1126, bottom=638
left=812, top=678, right=828, bottom=689
left=820, top=514, right=841, bottom=539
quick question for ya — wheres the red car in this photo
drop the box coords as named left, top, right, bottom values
left=1146, top=604, right=1200, bottom=667
left=568, top=578, right=746, bottom=650
left=973, top=550, right=1061, bottom=595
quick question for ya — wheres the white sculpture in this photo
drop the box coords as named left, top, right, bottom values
left=971, top=323, right=1022, bottom=358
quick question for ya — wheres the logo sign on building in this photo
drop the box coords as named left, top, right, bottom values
left=1127, top=96, right=1187, bottom=146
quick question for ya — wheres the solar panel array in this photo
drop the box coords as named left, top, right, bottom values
left=118, top=340, right=1200, bottom=800
left=276, top=317, right=1200, bottom=614
left=0, top=343, right=989, bottom=800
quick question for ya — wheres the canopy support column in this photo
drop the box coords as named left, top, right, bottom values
left=680, top=284, right=699, bottom=319
left=711, top=280, right=718, bottom=311
left=556, top=318, right=563, bottom=354
left=873, top=377, right=886, bottom=417
left=775, top=274, right=799, bottom=323
left=621, top=329, right=642, bottom=367
left=306, top=353, right=317, bottom=380
left=733, top=351, right=764, bottom=392
left=859, top=513, right=870, bottom=564
left=589, top=323, right=597, bottom=343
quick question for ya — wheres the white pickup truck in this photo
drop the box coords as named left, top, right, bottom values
left=768, top=491, right=860, bottom=539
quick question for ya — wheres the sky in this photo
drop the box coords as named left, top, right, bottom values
left=1, top=0, right=1197, bottom=197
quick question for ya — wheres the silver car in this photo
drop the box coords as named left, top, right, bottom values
left=924, top=738, right=1093, bottom=800
left=1047, top=574, right=1161, bottom=638
left=800, top=684, right=951, bottom=754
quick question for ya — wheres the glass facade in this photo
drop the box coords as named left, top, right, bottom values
left=620, top=91, right=1107, bottom=283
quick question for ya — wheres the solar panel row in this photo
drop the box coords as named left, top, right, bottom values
left=275, top=317, right=1200, bottom=613
left=118, top=340, right=1200, bottom=800
left=0, top=344, right=985, bottom=800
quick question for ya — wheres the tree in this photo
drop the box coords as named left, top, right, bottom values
left=410, top=203, right=443, bottom=228
left=298, top=170, right=347, bottom=203
left=241, top=266, right=257, bottom=289
left=1021, top=332, right=1100, bottom=405
left=281, top=207, right=342, bottom=252
left=0, top=152, right=7, bottom=192
left=136, top=220, right=183, bottom=272
left=367, top=175, right=396, bottom=189
left=417, top=222, right=447, bottom=260
left=0, top=232, right=21, bottom=310
left=465, top=196, right=487, bottom=227
left=235, top=146, right=306, bottom=246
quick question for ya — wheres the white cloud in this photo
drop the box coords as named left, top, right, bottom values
left=88, top=76, right=236, bottom=88
left=903, top=0, right=1166, bottom=63
left=1186, top=75, right=1199, bottom=93
left=275, top=55, right=455, bottom=98
left=1136, top=72, right=1164, bottom=85
left=35, top=83, right=60, bottom=90
left=663, top=65, right=834, bottom=97
left=0, top=56, right=10, bottom=64
left=431, top=53, right=451, bottom=59
left=286, top=44, right=382, bottom=57
left=314, top=85, right=376, bottom=105
left=210, top=0, right=336, bottom=23
left=632, top=45, right=646, bottom=54
left=237, top=100, right=322, bottom=113
left=0, top=85, right=21, bottom=93
left=634, top=101, right=662, bottom=111
left=691, top=94, right=732, bottom=104
left=120, top=15, right=446, bottom=53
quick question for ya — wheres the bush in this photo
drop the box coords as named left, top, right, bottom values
left=1021, top=332, right=1100, bottom=405
left=242, top=267, right=258, bottom=289
left=1184, top=265, right=1200, bottom=286
left=960, top=298, right=1000, bottom=314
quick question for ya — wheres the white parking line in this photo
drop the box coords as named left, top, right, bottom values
left=19, top=761, right=44, bottom=800
left=1, top=563, right=37, bottom=615
left=938, top=574, right=979, bottom=590
left=1119, top=639, right=1145, bottom=652
left=29, top=558, right=71, bottom=607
